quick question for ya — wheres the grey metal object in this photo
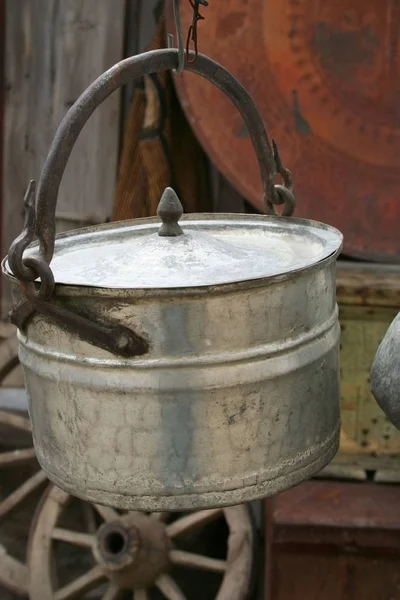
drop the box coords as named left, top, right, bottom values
left=157, top=188, right=185, bottom=237
left=2, top=42, right=343, bottom=511
left=3, top=202, right=342, bottom=510
left=371, top=312, right=400, bottom=430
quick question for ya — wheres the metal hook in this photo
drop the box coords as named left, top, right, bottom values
left=168, top=0, right=186, bottom=74
left=169, top=0, right=209, bottom=72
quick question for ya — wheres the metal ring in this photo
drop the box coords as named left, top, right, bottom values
left=273, top=185, right=296, bottom=217
left=8, top=250, right=38, bottom=283
left=22, top=257, right=55, bottom=299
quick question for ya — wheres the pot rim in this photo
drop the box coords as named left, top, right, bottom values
left=2, top=212, right=343, bottom=298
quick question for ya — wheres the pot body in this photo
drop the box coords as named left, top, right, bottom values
left=10, top=259, right=340, bottom=510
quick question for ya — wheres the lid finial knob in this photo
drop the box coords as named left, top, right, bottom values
left=157, top=188, right=184, bottom=237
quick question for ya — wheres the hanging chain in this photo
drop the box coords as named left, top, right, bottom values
left=171, top=0, right=208, bottom=72
left=186, top=0, right=208, bottom=63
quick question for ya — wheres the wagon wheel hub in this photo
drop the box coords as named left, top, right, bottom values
left=28, top=485, right=255, bottom=599
left=93, top=513, right=170, bottom=589
left=96, top=522, right=139, bottom=564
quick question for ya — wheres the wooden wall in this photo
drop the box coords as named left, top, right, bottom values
left=2, top=0, right=125, bottom=315
left=0, top=1, right=4, bottom=310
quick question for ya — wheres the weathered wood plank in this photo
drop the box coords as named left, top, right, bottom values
left=0, top=545, right=28, bottom=597
left=0, top=1, right=4, bottom=311
left=2, top=0, right=31, bottom=319
left=265, top=481, right=400, bottom=600
left=2, top=0, right=125, bottom=316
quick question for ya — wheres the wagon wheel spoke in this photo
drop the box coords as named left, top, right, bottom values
left=54, top=565, right=106, bottom=600
left=165, top=508, right=223, bottom=538
left=156, top=574, right=187, bottom=600
left=0, top=447, right=37, bottom=467
left=0, top=409, right=31, bottom=432
left=52, top=528, right=95, bottom=548
left=126, top=511, right=142, bottom=518
left=102, top=581, right=124, bottom=600
left=0, top=468, right=47, bottom=520
left=82, top=501, right=97, bottom=534
left=134, top=589, right=150, bottom=600
left=93, top=504, right=120, bottom=523
left=150, top=511, right=170, bottom=522
left=0, top=546, right=29, bottom=596
left=169, top=549, right=227, bottom=573
left=0, top=408, right=44, bottom=596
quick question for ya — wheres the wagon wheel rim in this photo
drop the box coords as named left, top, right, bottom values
left=0, top=409, right=48, bottom=596
left=28, top=485, right=254, bottom=600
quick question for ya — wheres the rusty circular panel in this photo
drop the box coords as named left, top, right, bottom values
left=165, top=0, right=400, bottom=261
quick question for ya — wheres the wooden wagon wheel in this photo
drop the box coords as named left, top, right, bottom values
left=0, top=409, right=48, bottom=597
left=0, top=323, right=48, bottom=596
left=28, top=484, right=255, bottom=600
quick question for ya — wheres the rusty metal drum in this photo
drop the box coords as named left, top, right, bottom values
left=2, top=49, right=343, bottom=511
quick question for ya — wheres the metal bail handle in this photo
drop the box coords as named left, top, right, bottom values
left=8, top=48, right=295, bottom=284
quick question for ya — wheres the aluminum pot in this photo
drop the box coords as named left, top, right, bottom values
left=2, top=49, right=343, bottom=511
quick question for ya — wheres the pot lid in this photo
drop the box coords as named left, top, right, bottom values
left=15, top=188, right=342, bottom=290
